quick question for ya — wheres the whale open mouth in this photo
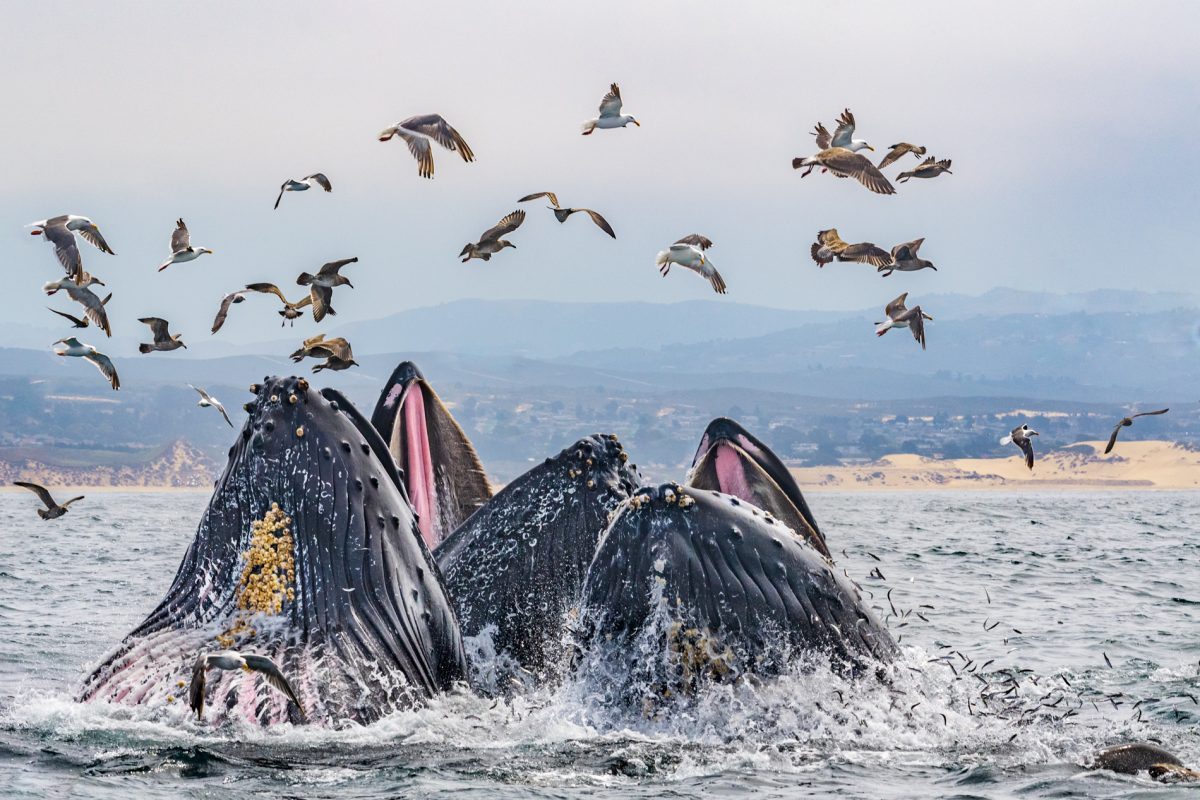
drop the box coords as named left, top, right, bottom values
left=687, top=418, right=828, bottom=557
left=371, top=362, right=491, bottom=550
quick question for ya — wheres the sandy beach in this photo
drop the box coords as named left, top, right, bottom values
left=793, top=440, right=1200, bottom=491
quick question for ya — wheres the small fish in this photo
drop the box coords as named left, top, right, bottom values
left=1103, top=652, right=1113, bottom=668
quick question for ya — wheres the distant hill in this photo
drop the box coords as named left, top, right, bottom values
left=0, top=439, right=218, bottom=488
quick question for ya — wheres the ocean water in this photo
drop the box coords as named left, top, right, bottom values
left=1, top=490, right=1198, bottom=799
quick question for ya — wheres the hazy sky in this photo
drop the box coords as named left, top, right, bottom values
left=4, top=1, right=1198, bottom=348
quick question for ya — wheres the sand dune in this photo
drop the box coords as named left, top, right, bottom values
left=793, top=440, right=1200, bottom=491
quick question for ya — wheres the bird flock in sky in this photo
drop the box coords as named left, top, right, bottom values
left=15, top=82, right=1169, bottom=515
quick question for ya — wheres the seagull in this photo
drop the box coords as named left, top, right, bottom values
left=43, top=276, right=112, bottom=337
left=211, top=290, right=246, bottom=333
left=793, top=110, right=892, bottom=192
left=188, top=384, right=233, bottom=427
left=878, top=142, right=927, bottom=170
left=244, top=283, right=312, bottom=326
left=47, top=293, right=111, bottom=328
left=875, top=292, right=932, bottom=349
left=460, top=211, right=525, bottom=262
left=378, top=115, right=474, bottom=179
left=1000, top=424, right=1038, bottom=470
left=189, top=650, right=303, bottom=721
left=28, top=215, right=115, bottom=281
left=52, top=337, right=120, bottom=389
left=274, top=173, right=332, bottom=209
left=517, top=192, right=616, bottom=238
left=1105, top=408, right=1169, bottom=454
left=12, top=481, right=84, bottom=520
left=291, top=335, right=357, bottom=373
left=296, top=257, right=357, bottom=322
left=877, top=238, right=936, bottom=277
left=810, top=229, right=891, bottom=268
left=138, top=317, right=186, bottom=353
left=582, top=83, right=640, bottom=135
left=655, top=235, right=727, bottom=294
left=157, top=219, right=213, bottom=271
left=897, top=157, right=952, bottom=183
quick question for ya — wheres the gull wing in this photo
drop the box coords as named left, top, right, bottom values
left=399, top=114, right=474, bottom=161
left=310, top=285, right=334, bottom=322
left=13, top=481, right=56, bottom=509
left=1130, top=408, right=1169, bottom=420
left=139, top=317, right=171, bottom=342
left=820, top=149, right=895, bottom=195
left=1016, top=436, right=1035, bottom=470
left=305, top=173, right=332, bottom=192
left=43, top=224, right=83, bottom=280
left=242, top=654, right=304, bottom=714
left=212, top=292, right=243, bottom=333
left=317, top=257, right=358, bottom=278
left=394, top=129, right=435, bottom=178
left=84, top=351, right=120, bottom=389
left=518, top=191, right=560, bottom=207
left=838, top=242, right=892, bottom=267
left=480, top=210, right=526, bottom=243
left=579, top=209, right=616, bottom=239
left=1104, top=424, right=1123, bottom=455
left=830, top=108, right=856, bottom=149
left=884, top=292, right=909, bottom=318
left=189, top=655, right=208, bottom=718
left=675, top=234, right=714, bottom=250
left=75, top=220, right=115, bottom=254
left=598, top=83, right=623, bottom=118
left=170, top=219, right=191, bottom=253
left=812, top=122, right=832, bottom=151
left=68, top=287, right=111, bottom=336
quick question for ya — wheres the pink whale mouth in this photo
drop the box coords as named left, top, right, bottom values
left=712, top=442, right=753, bottom=501
left=401, top=384, right=440, bottom=550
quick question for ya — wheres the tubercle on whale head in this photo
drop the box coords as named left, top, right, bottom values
left=561, top=433, right=640, bottom=496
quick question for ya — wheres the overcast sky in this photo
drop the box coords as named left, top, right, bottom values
left=4, top=1, right=1198, bottom=349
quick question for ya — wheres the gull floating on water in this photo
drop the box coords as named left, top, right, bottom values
left=290, top=334, right=358, bottom=373
left=1105, top=408, right=1169, bottom=454
left=878, top=142, right=927, bottom=170
left=810, top=229, right=891, bottom=268
left=877, top=238, right=936, bottom=277
left=138, top=317, right=186, bottom=353
left=296, top=258, right=357, bottom=322
left=189, top=650, right=303, bottom=721
left=582, top=83, right=640, bottom=135
left=53, top=337, right=119, bottom=389
left=244, top=283, right=312, bottom=326
left=28, top=215, right=115, bottom=282
left=1000, top=424, right=1038, bottom=470
left=875, top=292, right=932, bottom=350
left=656, top=235, right=727, bottom=294
left=47, top=292, right=111, bottom=329
left=378, top=115, right=474, bottom=179
left=793, top=110, right=894, bottom=195
left=43, top=276, right=111, bottom=337
left=460, top=211, right=525, bottom=262
left=12, top=481, right=84, bottom=520
left=274, top=173, right=331, bottom=210
left=517, top=192, right=616, bottom=238
left=897, top=157, right=952, bottom=183
left=157, top=219, right=213, bottom=272
left=210, top=291, right=245, bottom=334
left=188, top=384, right=233, bottom=427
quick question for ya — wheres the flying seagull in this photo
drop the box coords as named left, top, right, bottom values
left=12, top=481, right=84, bottom=520
left=188, top=384, right=233, bottom=427
left=138, top=317, right=186, bottom=353
left=897, top=157, right=953, bottom=183
left=43, top=276, right=112, bottom=337
left=878, top=142, right=927, bottom=170
left=656, top=234, right=727, bottom=294
left=1105, top=408, right=1169, bottom=454
left=793, top=110, right=892, bottom=193
left=378, top=115, right=474, bottom=179
left=244, top=283, right=313, bottom=326
left=47, top=293, right=111, bottom=328
left=52, top=337, right=120, bottom=389
left=157, top=219, right=213, bottom=272
left=581, top=83, right=640, bottom=135
left=274, top=173, right=332, bottom=209
left=296, top=257, right=357, bottom=322
left=810, top=229, right=891, bottom=268
left=291, top=334, right=358, bottom=373
left=517, top=192, right=616, bottom=238
left=189, top=650, right=303, bottom=721
left=878, top=238, right=936, bottom=277
left=211, top=290, right=246, bottom=333
left=1000, top=424, right=1038, bottom=470
left=875, top=292, right=932, bottom=349
left=460, top=211, right=525, bottom=262
left=28, top=215, right=115, bottom=281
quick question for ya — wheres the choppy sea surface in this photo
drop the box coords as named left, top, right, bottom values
left=1, top=490, right=1198, bottom=799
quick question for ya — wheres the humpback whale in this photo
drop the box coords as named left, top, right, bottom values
left=80, top=376, right=468, bottom=725
left=686, top=417, right=829, bottom=558
left=436, top=434, right=641, bottom=684
left=574, top=483, right=894, bottom=705
left=371, top=361, right=492, bottom=549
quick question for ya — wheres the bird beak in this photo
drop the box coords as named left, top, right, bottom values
left=30, top=229, right=42, bottom=236
left=866, top=145, right=875, bottom=152
left=93, top=277, right=107, bottom=286
left=345, top=279, right=355, bottom=288
left=1029, top=430, right=1039, bottom=436
left=632, top=120, right=641, bottom=127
